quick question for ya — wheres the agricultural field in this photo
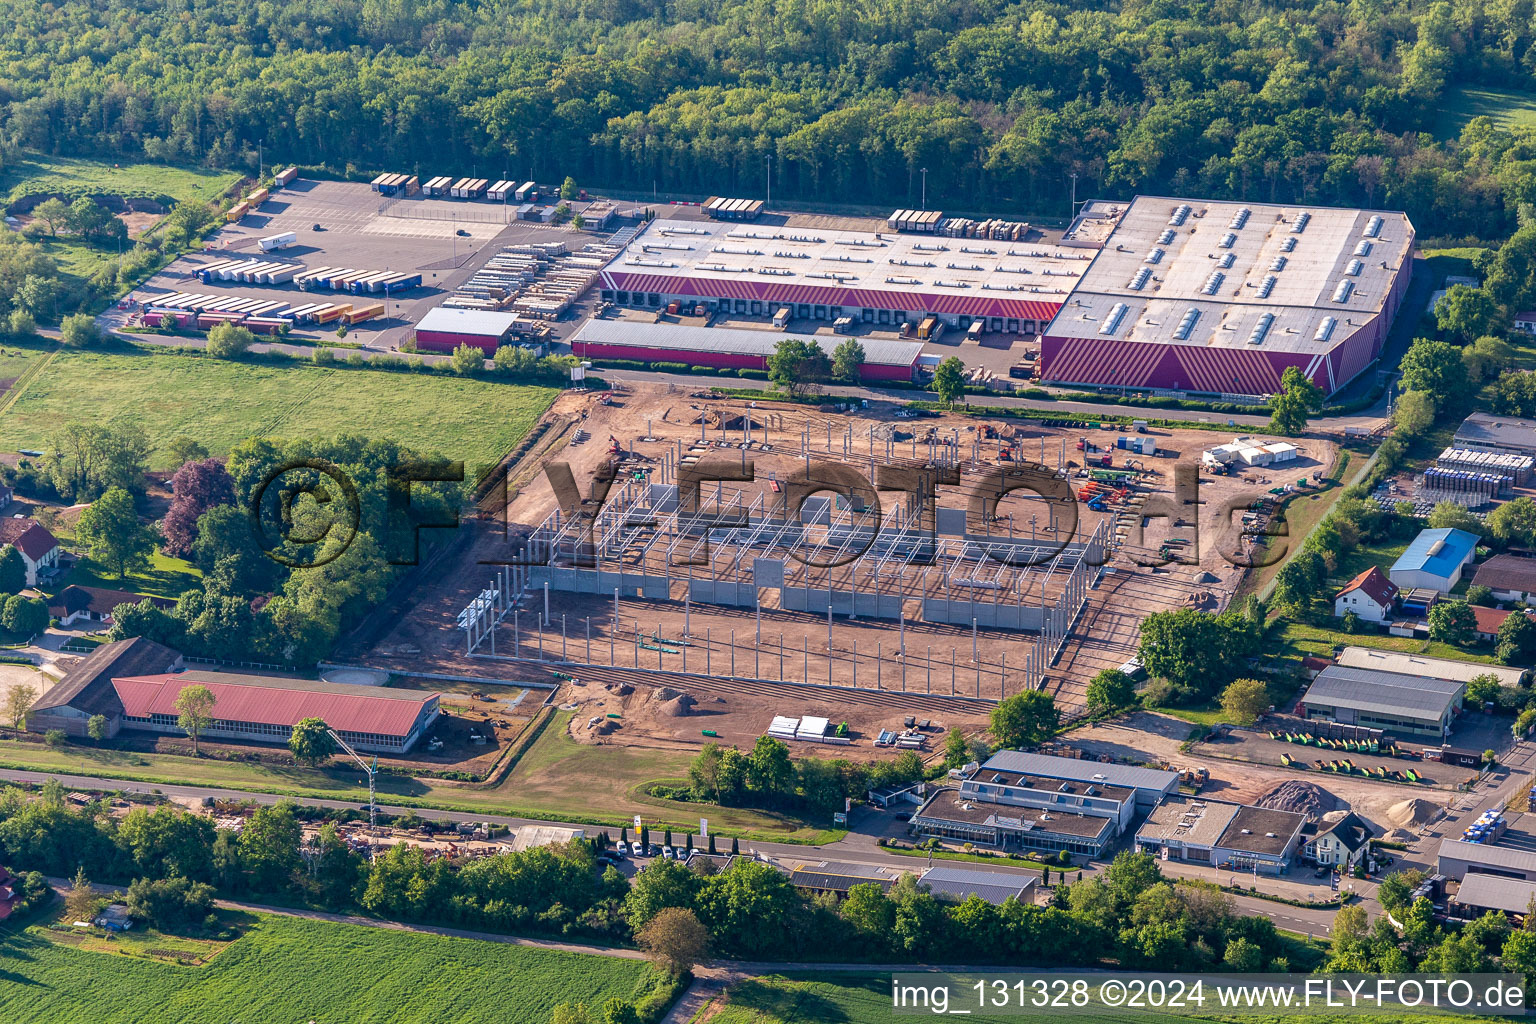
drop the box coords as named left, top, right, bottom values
left=0, top=152, right=240, bottom=210
left=0, top=911, right=651, bottom=1024
left=0, top=349, right=560, bottom=469
left=1436, top=85, right=1536, bottom=137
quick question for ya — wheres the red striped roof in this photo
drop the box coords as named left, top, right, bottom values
left=112, top=674, right=434, bottom=737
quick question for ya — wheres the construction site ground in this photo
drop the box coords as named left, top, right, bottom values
left=1064, top=711, right=1453, bottom=835
left=353, top=384, right=1336, bottom=711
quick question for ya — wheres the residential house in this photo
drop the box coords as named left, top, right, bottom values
left=1302, top=810, right=1375, bottom=871
left=1515, top=312, right=1536, bottom=336
left=48, top=585, right=174, bottom=627
left=0, top=518, right=60, bottom=586
left=1334, top=567, right=1398, bottom=623
left=1473, top=554, right=1536, bottom=605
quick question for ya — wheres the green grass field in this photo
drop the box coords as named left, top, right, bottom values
left=0, top=349, right=560, bottom=468
left=0, top=152, right=240, bottom=209
left=705, top=974, right=1451, bottom=1024
left=42, top=550, right=203, bottom=602
left=1436, top=84, right=1536, bottom=137
left=0, top=911, right=650, bottom=1024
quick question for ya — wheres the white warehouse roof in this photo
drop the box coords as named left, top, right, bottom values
left=417, top=307, right=522, bottom=337
left=570, top=319, right=925, bottom=368
left=1334, top=647, right=1526, bottom=687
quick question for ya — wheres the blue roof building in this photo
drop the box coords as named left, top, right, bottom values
left=1389, top=527, right=1480, bottom=594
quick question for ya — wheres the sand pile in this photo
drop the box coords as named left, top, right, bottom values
left=657, top=693, right=697, bottom=718
left=1255, top=780, right=1343, bottom=818
left=1386, top=797, right=1441, bottom=829
left=654, top=686, right=682, bottom=702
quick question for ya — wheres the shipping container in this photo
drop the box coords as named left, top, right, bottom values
left=226, top=202, right=249, bottom=223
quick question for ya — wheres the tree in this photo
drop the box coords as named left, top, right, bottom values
left=1271, top=550, right=1325, bottom=616
left=3, top=680, right=36, bottom=729
left=6, top=309, right=34, bottom=337
left=1084, top=669, right=1136, bottom=715
left=745, top=735, right=795, bottom=801
left=32, top=198, right=70, bottom=237
left=932, top=356, right=965, bottom=406
left=942, top=727, right=970, bottom=768
left=1497, top=612, right=1536, bottom=665
left=1488, top=497, right=1536, bottom=548
left=1465, top=673, right=1501, bottom=707
left=205, top=322, right=255, bottom=359
left=831, top=338, right=865, bottom=383
left=0, top=545, right=25, bottom=595
left=1428, top=600, right=1477, bottom=647
left=64, top=867, right=97, bottom=924
left=1502, top=930, right=1536, bottom=982
left=59, top=312, right=101, bottom=348
left=288, top=717, right=335, bottom=765
left=1, top=595, right=48, bottom=638
left=1331, top=903, right=1368, bottom=943
left=1466, top=584, right=1493, bottom=607
left=560, top=176, right=579, bottom=199
left=1137, top=609, right=1260, bottom=696
left=989, top=691, right=1059, bottom=748
left=1435, top=284, right=1497, bottom=342
left=238, top=801, right=303, bottom=893
left=125, top=875, right=215, bottom=932
left=623, top=859, right=701, bottom=927
left=1426, top=501, right=1483, bottom=536
left=1267, top=366, right=1323, bottom=436
left=1393, top=390, right=1436, bottom=437
left=76, top=486, right=155, bottom=579
left=1219, top=678, right=1270, bottom=726
left=1399, top=338, right=1471, bottom=408
left=87, top=714, right=108, bottom=742
left=766, top=338, right=831, bottom=395
left=174, top=684, right=217, bottom=755
left=450, top=342, right=486, bottom=374
left=636, top=906, right=708, bottom=975
left=161, top=458, right=236, bottom=558
left=165, top=437, right=210, bottom=467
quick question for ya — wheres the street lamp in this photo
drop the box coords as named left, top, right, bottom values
left=1069, top=172, right=1077, bottom=220
left=327, top=728, right=378, bottom=834
left=920, top=167, right=928, bottom=211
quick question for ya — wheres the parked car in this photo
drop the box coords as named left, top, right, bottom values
left=662, top=846, right=676, bottom=860
left=630, top=841, right=645, bottom=857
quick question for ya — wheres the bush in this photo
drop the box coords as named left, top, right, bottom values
left=126, top=875, right=216, bottom=932
left=44, top=729, right=66, bottom=748
left=690, top=365, right=713, bottom=373
left=650, top=361, right=688, bottom=372
left=736, top=368, right=769, bottom=379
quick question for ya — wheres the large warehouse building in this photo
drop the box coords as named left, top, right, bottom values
left=597, top=219, right=1083, bottom=334
left=1039, top=197, right=1413, bottom=397
left=570, top=320, right=923, bottom=381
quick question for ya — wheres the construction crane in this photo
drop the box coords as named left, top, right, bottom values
left=327, top=728, right=378, bottom=833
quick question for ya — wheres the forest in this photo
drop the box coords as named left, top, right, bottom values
left=0, top=0, right=1535, bottom=239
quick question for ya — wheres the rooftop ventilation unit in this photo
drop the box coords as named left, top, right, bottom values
left=1218, top=252, right=1236, bottom=268
left=756, top=266, right=793, bottom=276
left=960, top=246, right=997, bottom=255
left=1169, top=204, right=1192, bottom=226
left=1347, top=259, right=1364, bottom=276
left=1100, top=302, right=1130, bottom=336
left=947, top=262, right=984, bottom=271
left=1281, top=237, right=1297, bottom=252
left=1247, top=312, right=1276, bottom=345
left=1157, top=228, right=1177, bottom=244
left=1427, top=538, right=1446, bottom=557
left=1229, top=207, right=1251, bottom=230
left=886, top=276, right=921, bottom=285
left=1145, top=248, right=1165, bottom=264
left=713, top=245, right=762, bottom=256
left=1315, top=315, right=1338, bottom=342
left=1129, top=267, right=1153, bottom=290
left=624, top=257, right=676, bottom=268
left=1257, top=274, right=1278, bottom=298
left=1219, top=232, right=1237, bottom=248
left=1364, top=215, right=1383, bottom=237
left=931, top=279, right=972, bottom=288
left=1354, top=240, right=1373, bottom=257
left=1269, top=255, right=1288, bottom=272
left=1173, top=307, right=1202, bottom=340
left=1332, top=280, right=1354, bottom=303
left=1291, top=212, right=1311, bottom=234
left=1202, top=271, right=1226, bottom=295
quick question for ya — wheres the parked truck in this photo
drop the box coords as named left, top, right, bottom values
left=258, top=232, right=297, bottom=252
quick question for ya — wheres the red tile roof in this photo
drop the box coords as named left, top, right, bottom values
left=1335, top=566, right=1398, bottom=608
left=0, top=519, right=57, bottom=561
left=1473, top=605, right=1513, bottom=636
left=111, top=674, right=435, bottom=738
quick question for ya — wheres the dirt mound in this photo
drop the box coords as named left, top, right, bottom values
left=593, top=719, right=618, bottom=735
left=654, top=686, right=682, bottom=702
left=1254, top=780, right=1343, bottom=818
left=1387, top=797, right=1440, bottom=829
left=657, top=694, right=696, bottom=717
left=605, top=682, right=634, bottom=696
left=1384, top=828, right=1417, bottom=843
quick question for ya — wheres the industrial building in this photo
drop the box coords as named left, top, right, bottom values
left=1439, top=838, right=1536, bottom=882
left=916, top=865, right=1036, bottom=905
left=1454, top=413, right=1536, bottom=458
left=1333, top=646, right=1527, bottom=688
left=27, top=638, right=440, bottom=753
left=973, top=750, right=1179, bottom=810
left=1450, top=873, right=1536, bottom=920
left=908, top=787, right=1121, bottom=856
left=1389, top=527, right=1480, bottom=593
left=569, top=320, right=924, bottom=382
left=1040, top=197, right=1413, bottom=397
left=598, top=218, right=1082, bottom=333
left=1472, top=554, right=1536, bottom=606
left=1134, top=798, right=1308, bottom=875
left=1299, top=664, right=1465, bottom=738
left=414, top=307, right=524, bottom=353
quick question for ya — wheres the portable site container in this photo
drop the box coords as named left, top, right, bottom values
left=274, top=167, right=299, bottom=187
left=346, top=302, right=385, bottom=324
left=226, top=203, right=249, bottom=223
left=314, top=305, right=351, bottom=324
left=450, top=177, right=473, bottom=198
left=259, top=231, right=297, bottom=252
